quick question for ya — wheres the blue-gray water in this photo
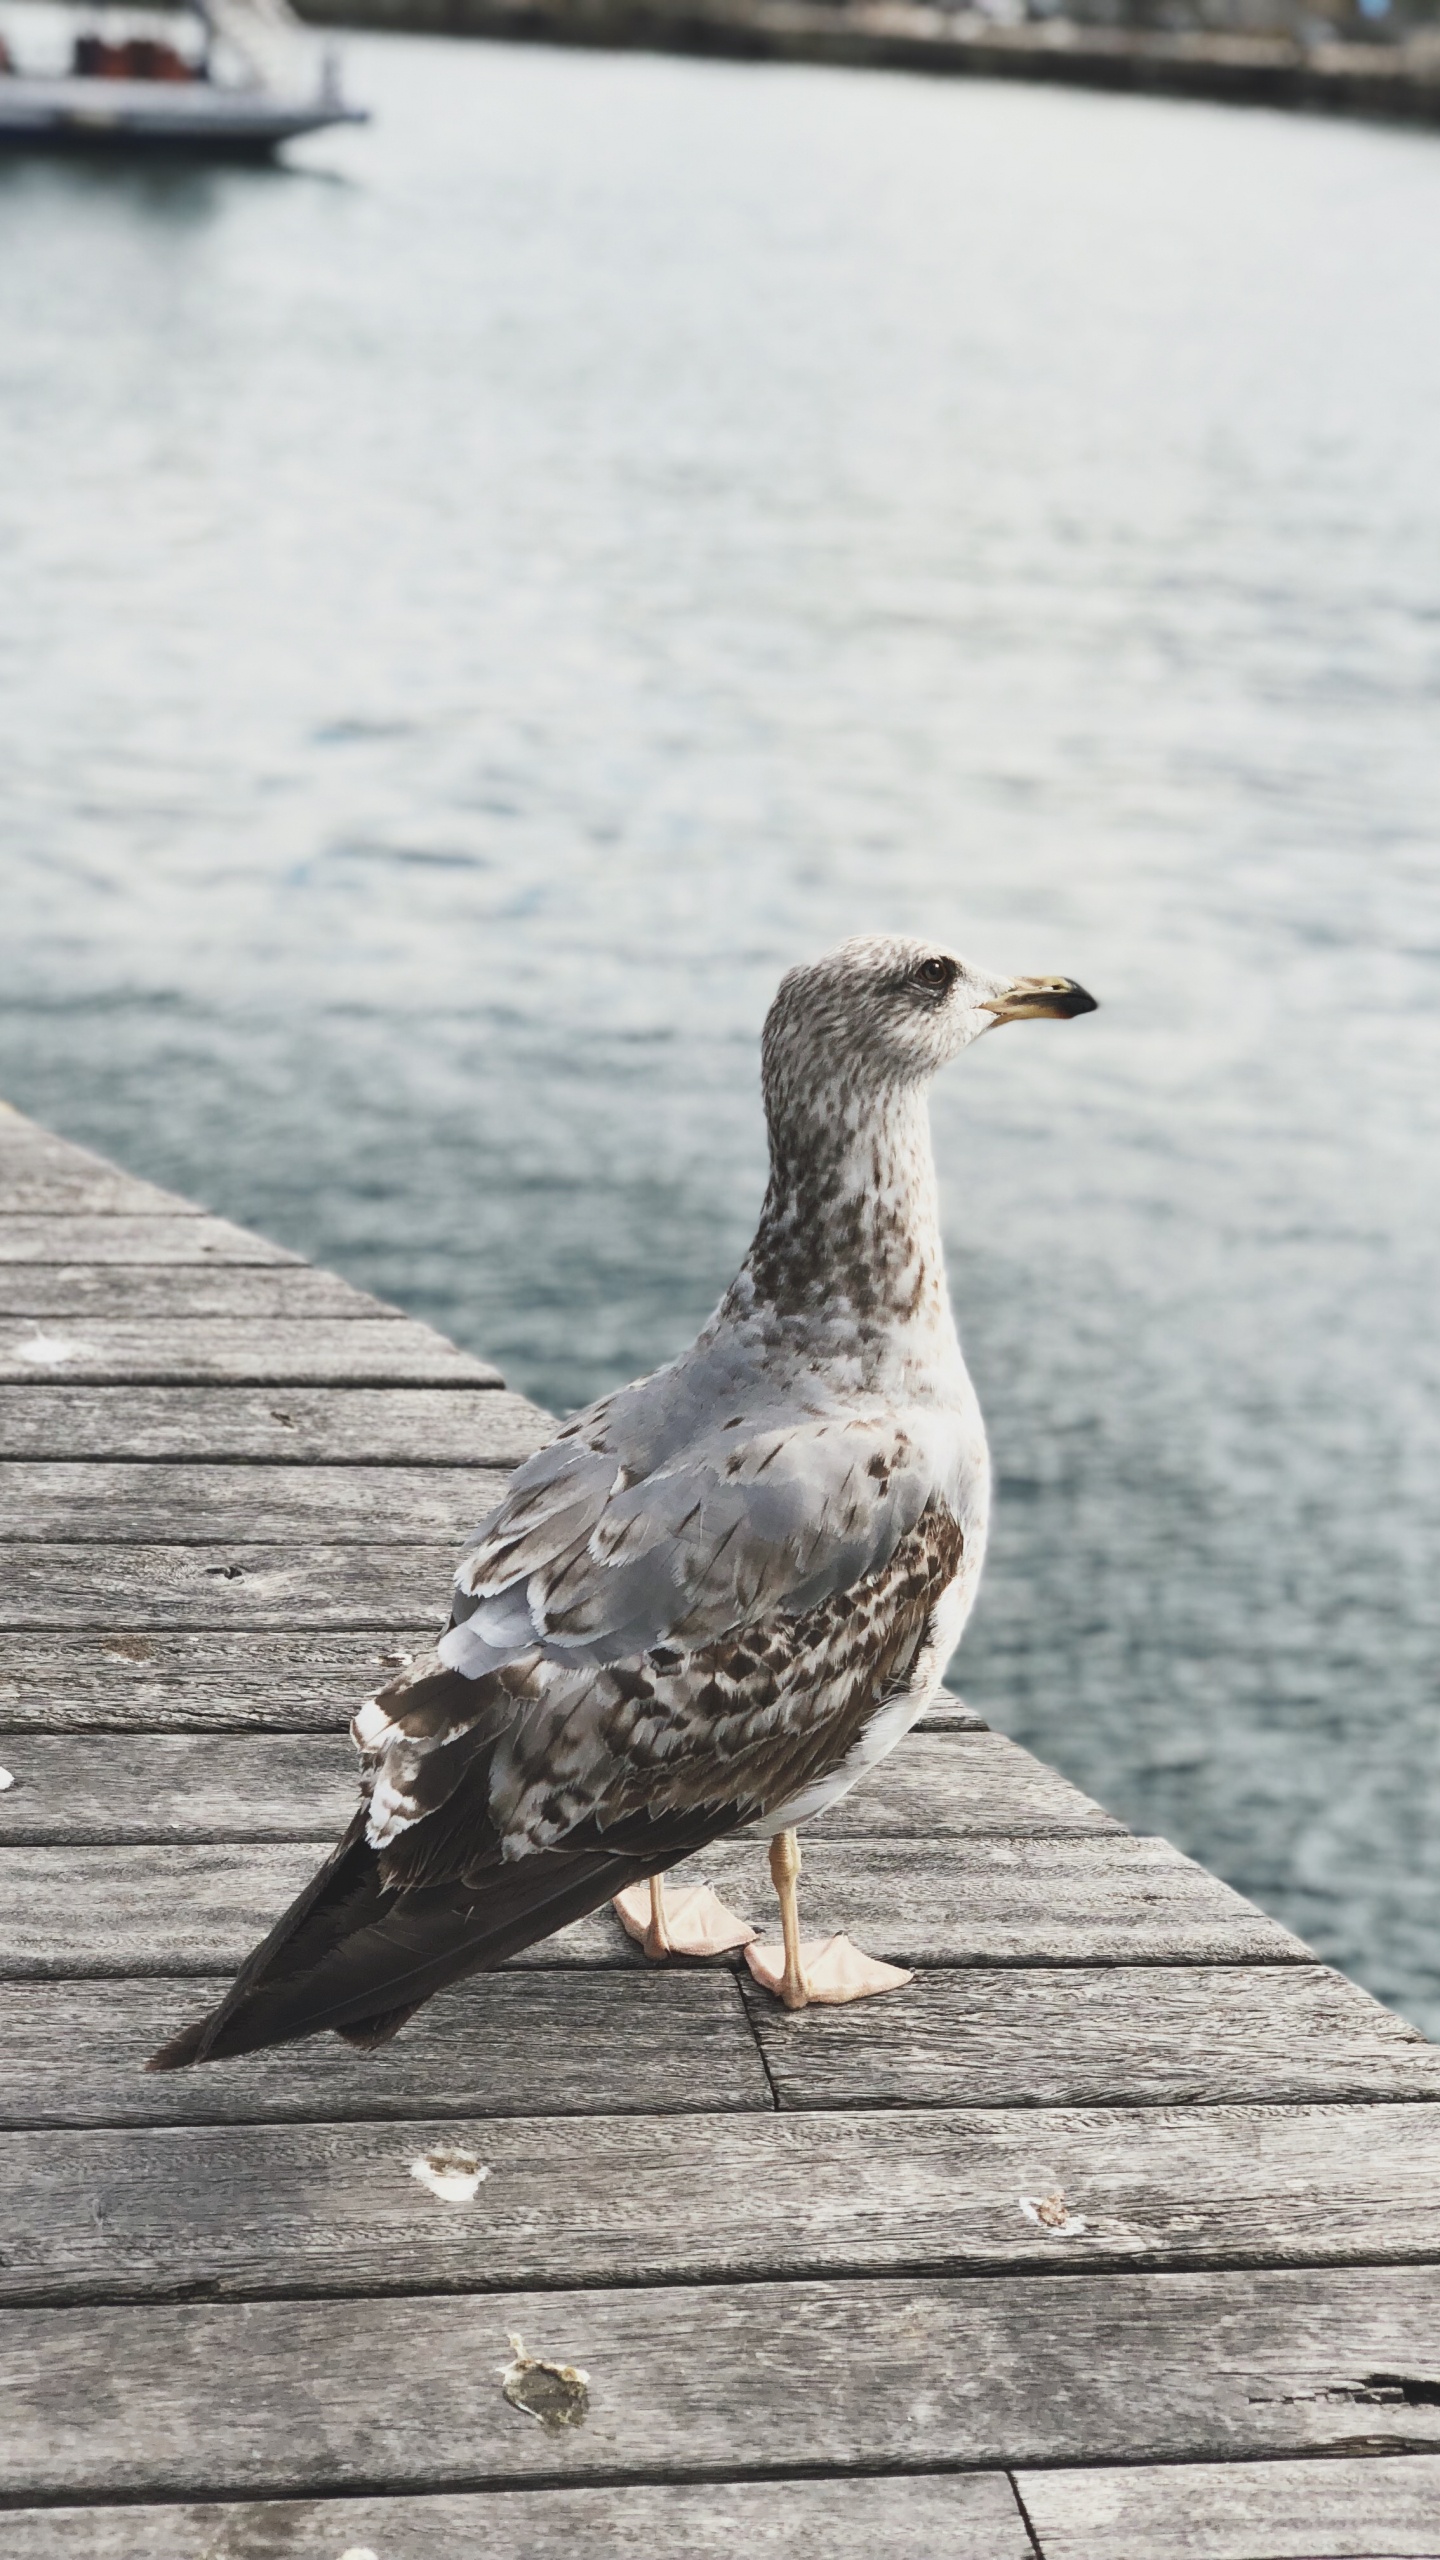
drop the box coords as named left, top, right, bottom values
left=1, top=34, right=1438, bottom=2029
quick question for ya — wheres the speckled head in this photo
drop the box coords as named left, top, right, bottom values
left=745, top=935, right=1097, bottom=1333
left=762, top=933, right=1096, bottom=1116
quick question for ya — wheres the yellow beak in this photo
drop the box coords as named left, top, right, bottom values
left=982, top=975, right=1098, bottom=1024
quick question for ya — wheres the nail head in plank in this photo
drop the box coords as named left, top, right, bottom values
left=0, top=1630, right=443, bottom=1733
left=0, top=1464, right=514, bottom=1547
left=6, top=2102, right=1440, bottom=2305
left=0, top=1215, right=302, bottom=1267
left=0, top=1320, right=502, bottom=1386
left=743, top=1962, right=1440, bottom=2110
left=0, top=2473, right=1032, bottom=2560
left=0, top=1972, right=772, bottom=2131
left=0, top=1386, right=549, bottom=1464
left=1016, top=2451, right=1440, bottom=2559
left=0, top=1730, right=1118, bottom=1846
left=4, top=2268, right=1440, bottom=2498
left=0, top=1269, right=406, bottom=1320
left=0, top=1836, right=1308, bottom=1978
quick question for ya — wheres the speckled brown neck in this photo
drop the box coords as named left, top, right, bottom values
left=734, top=1072, right=951, bottom=1333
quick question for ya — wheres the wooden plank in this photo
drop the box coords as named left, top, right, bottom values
left=0, top=1320, right=501, bottom=1386
left=0, top=1971, right=772, bottom=2129
left=0, top=1120, right=196, bottom=1218
left=6, top=2101, right=1440, bottom=2306
left=1017, top=2452, right=1440, bottom=2558
left=808, top=1733, right=1122, bottom=1837
left=0, top=1835, right=1308, bottom=1977
left=916, top=1696, right=987, bottom=1731
left=0, top=2473, right=1032, bottom=2560
left=701, top=1835, right=1307, bottom=1967
left=0, top=1385, right=549, bottom=1464
left=0, top=1543, right=464, bottom=1630
left=0, top=1628, right=955, bottom=1734
left=0, top=1268, right=403, bottom=1320
left=0, top=1731, right=1116, bottom=1846
left=0, top=1464, right=513, bottom=1546
left=2, top=2267, right=1439, bottom=2497
left=745, top=1961, right=1440, bottom=2109
left=0, top=1735, right=359, bottom=1842
left=0, top=1630, right=448, bottom=1733
left=0, top=1214, right=301, bottom=1266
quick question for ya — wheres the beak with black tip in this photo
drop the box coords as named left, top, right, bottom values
left=983, top=975, right=1098, bottom=1025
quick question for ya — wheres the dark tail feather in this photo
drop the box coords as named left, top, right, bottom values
left=146, top=1813, right=660, bottom=2071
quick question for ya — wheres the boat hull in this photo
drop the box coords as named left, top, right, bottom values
left=0, top=75, right=367, bottom=153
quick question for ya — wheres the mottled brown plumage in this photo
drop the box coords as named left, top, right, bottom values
left=149, top=934, right=1094, bottom=2067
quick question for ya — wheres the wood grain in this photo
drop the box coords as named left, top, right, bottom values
left=3, top=2268, right=1439, bottom=2497
left=0, top=1385, right=547, bottom=1465
left=0, top=1319, right=501, bottom=1386
left=0, top=1215, right=301, bottom=1267
left=745, top=1962, right=1440, bottom=2110
left=0, top=1629, right=451, bottom=1732
left=0, top=1463, right=513, bottom=1545
left=0, top=1631, right=958, bottom=1734
left=0, top=1972, right=771, bottom=2130
left=0, top=1542, right=464, bottom=1629
left=0, top=1730, right=1117, bottom=1846
left=0, top=1835, right=1308, bottom=1977
left=1017, top=2451, right=1440, bottom=2558
left=807, top=1732, right=1121, bottom=1837
left=0, top=2473, right=1032, bottom=2560
left=0, top=1268, right=402, bottom=1320
left=0, top=1128, right=195, bottom=1218
left=5, top=2102, right=1439, bottom=2304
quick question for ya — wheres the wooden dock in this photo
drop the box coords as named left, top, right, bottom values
left=1, top=1097, right=1438, bottom=2556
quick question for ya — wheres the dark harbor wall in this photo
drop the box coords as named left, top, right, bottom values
left=296, top=0, right=1440, bottom=125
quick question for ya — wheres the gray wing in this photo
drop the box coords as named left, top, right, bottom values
left=435, top=1358, right=960, bottom=1680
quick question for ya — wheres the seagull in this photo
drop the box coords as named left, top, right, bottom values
left=151, top=934, right=1095, bottom=2067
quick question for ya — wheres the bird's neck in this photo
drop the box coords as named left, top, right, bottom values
left=730, top=1079, right=957, bottom=1353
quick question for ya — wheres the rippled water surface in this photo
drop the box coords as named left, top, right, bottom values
left=2, top=36, right=1438, bottom=2024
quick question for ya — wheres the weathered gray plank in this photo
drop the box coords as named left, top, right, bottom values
left=0, top=1214, right=300, bottom=1266
left=0, top=1627, right=961, bottom=1734
left=6, top=2102, right=1440, bottom=2305
left=808, top=1733, right=1121, bottom=1837
left=0, top=1735, right=359, bottom=1842
left=1018, top=2452, right=1440, bottom=2559
left=702, top=1834, right=1307, bottom=1967
left=0, top=1970, right=771, bottom=2129
left=916, top=1696, right=987, bottom=1732
left=0, top=1464, right=512, bottom=1546
left=0, top=1835, right=1307, bottom=1977
left=0, top=1543, right=462, bottom=1629
left=0, top=1119, right=195, bottom=1218
left=746, top=1961, right=1440, bottom=2109
left=4, top=2268, right=1440, bottom=2497
left=0, top=1320, right=500, bottom=1386
left=0, top=1384, right=548, bottom=1464
left=0, top=2473, right=1031, bottom=2560
left=0, top=1731, right=1114, bottom=1846
left=0, top=1630, right=440, bottom=1732
left=0, top=1268, right=401, bottom=1320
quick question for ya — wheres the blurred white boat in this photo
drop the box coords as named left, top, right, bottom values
left=0, top=0, right=368, bottom=152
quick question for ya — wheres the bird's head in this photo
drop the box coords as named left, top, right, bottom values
left=763, top=933, right=1097, bottom=1109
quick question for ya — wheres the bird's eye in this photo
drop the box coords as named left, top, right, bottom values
left=912, top=956, right=956, bottom=994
